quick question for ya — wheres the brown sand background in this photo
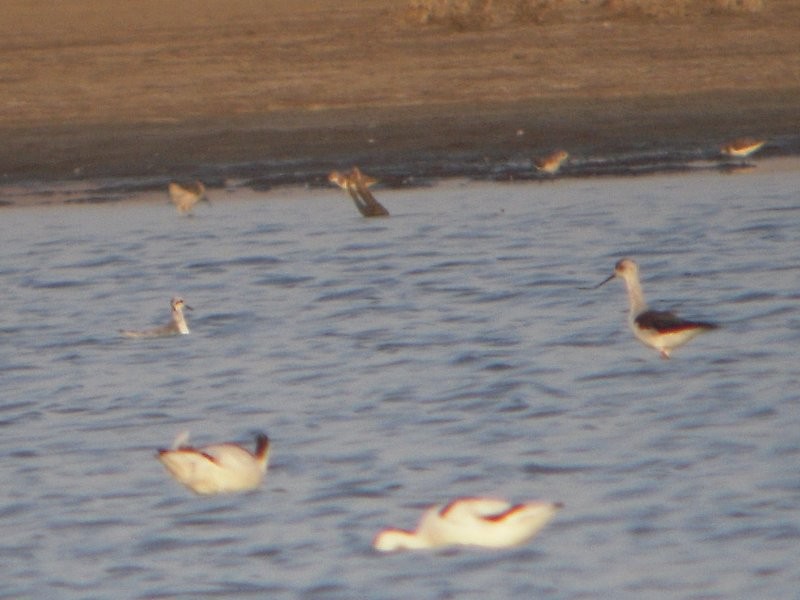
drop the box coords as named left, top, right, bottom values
left=1, top=0, right=798, bottom=187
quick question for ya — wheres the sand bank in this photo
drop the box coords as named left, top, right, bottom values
left=0, top=0, right=798, bottom=195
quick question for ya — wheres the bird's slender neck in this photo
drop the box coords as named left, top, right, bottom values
left=622, top=275, right=647, bottom=316
left=172, top=308, right=190, bottom=334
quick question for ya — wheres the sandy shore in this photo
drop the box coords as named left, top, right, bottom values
left=1, top=0, right=799, bottom=194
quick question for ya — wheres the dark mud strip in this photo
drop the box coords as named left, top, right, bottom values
left=1, top=89, right=799, bottom=204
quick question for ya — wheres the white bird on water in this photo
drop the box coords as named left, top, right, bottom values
left=156, top=431, right=270, bottom=495
left=119, top=297, right=192, bottom=338
left=373, top=496, right=562, bottom=552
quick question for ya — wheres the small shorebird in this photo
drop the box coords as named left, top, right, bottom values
left=720, top=137, right=765, bottom=158
left=157, top=431, right=270, bottom=495
left=328, top=167, right=389, bottom=217
left=592, top=258, right=718, bottom=359
left=168, top=181, right=209, bottom=215
left=120, top=297, right=192, bottom=338
left=328, top=168, right=378, bottom=190
left=373, top=497, right=562, bottom=552
left=533, top=150, right=569, bottom=175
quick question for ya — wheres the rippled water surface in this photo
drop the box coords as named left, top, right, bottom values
left=1, top=162, right=799, bottom=599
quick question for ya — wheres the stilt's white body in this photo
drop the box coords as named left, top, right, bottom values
left=120, top=297, right=191, bottom=338
left=157, top=432, right=270, bottom=495
left=373, top=497, right=562, bottom=552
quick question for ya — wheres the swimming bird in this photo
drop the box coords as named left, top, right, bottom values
left=533, top=149, right=569, bottom=175
left=720, top=137, right=765, bottom=158
left=328, top=167, right=389, bottom=217
left=592, top=258, right=718, bottom=359
left=168, top=181, right=209, bottom=215
left=120, top=297, right=192, bottom=338
left=373, top=497, right=562, bottom=552
left=156, top=431, right=270, bottom=495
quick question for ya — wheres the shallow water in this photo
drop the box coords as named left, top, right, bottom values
left=1, top=162, right=799, bottom=599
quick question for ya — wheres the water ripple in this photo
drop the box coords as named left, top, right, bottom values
left=1, top=169, right=799, bottom=598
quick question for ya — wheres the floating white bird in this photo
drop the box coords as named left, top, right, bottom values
left=373, top=497, right=562, bottom=552
left=592, top=258, right=718, bottom=358
left=156, top=431, right=270, bottom=495
left=328, top=167, right=389, bottom=217
left=120, top=297, right=192, bottom=338
left=169, top=181, right=209, bottom=215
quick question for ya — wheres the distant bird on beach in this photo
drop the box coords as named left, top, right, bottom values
left=720, top=137, right=766, bottom=159
left=168, top=181, right=209, bottom=215
left=157, top=431, right=270, bottom=495
left=328, top=168, right=378, bottom=191
left=533, top=149, right=569, bottom=175
left=590, top=258, right=718, bottom=359
left=120, top=296, right=192, bottom=338
left=373, top=497, right=562, bottom=552
left=328, top=167, right=389, bottom=217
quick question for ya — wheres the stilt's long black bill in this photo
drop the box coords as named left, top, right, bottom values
left=578, top=273, right=615, bottom=290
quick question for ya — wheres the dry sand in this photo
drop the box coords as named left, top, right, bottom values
left=1, top=0, right=798, bottom=190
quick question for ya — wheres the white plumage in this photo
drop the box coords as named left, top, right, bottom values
left=157, top=432, right=270, bottom=495
left=373, top=497, right=562, bottom=552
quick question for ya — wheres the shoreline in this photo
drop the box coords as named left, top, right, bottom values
left=3, top=152, right=799, bottom=211
left=3, top=88, right=799, bottom=186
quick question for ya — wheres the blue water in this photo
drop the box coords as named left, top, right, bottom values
left=1, top=161, right=799, bottom=599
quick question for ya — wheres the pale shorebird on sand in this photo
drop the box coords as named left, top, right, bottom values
left=328, top=167, right=389, bottom=217
left=533, top=150, right=569, bottom=175
left=373, top=497, right=562, bottom=552
left=169, top=181, right=209, bottom=215
left=120, top=297, right=192, bottom=338
left=157, top=431, right=270, bottom=495
left=720, top=137, right=765, bottom=159
left=592, top=258, right=718, bottom=359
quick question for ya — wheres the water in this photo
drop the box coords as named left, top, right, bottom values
left=1, top=162, right=799, bottom=599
